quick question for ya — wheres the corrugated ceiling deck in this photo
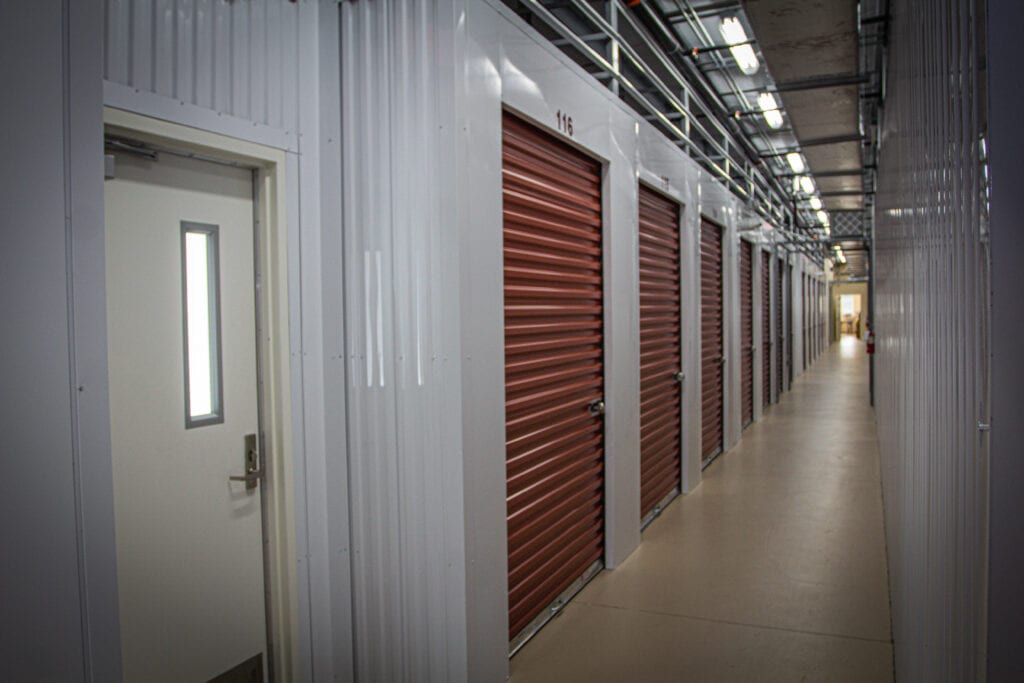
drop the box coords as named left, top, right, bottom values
left=744, top=0, right=863, bottom=211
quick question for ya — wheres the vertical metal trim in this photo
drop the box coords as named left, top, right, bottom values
left=250, top=170, right=275, bottom=682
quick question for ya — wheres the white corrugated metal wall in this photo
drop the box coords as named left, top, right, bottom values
left=104, top=0, right=300, bottom=135
left=340, top=2, right=469, bottom=681
left=874, top=0, right=989, bottom=679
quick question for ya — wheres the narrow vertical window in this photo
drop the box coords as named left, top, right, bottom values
left=181, top=222, right=223, bottom=428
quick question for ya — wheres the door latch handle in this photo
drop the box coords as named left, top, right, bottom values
left=230, top=433, right=262, bottom=491
left=588, top=399, right=606, bottom=417
left=674, top=371, right=684, bottom=383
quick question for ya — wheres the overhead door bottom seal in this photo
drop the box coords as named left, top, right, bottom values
left=508, top=558, right=604, bottom=658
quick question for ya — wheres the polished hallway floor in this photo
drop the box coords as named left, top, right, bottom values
left=510, top=337, right=893, bottom=682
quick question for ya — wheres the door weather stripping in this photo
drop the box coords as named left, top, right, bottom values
left=509, top=559, right=604, bottom=657
left=641, top=487, right=681, bottom=531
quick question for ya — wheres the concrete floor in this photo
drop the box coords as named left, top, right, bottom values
left=510, top=336, right=893, bottom=682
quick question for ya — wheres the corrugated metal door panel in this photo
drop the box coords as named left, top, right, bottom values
left=776, top=257, right=784, bottom=395
left=638, top=186, right=682, bottom=518
left=502, top=112, right=604, bottom=643
left=803, top=275, right=808, bottom=370
left=786, top=265, right=793, bottom=386
left=700, top=219, right=724, bottom=463
left=740, top=240, right=753, bottom=426
left=761, top=251, right=771, bottom=406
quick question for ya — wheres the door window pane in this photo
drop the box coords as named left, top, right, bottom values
left=182, top=223, right=223, bottom=427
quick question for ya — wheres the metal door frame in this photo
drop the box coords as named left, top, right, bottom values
left=101, top=108, right=297, bottom=682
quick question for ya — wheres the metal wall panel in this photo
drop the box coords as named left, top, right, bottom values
left=340, top=3, right=469, bottom=680
left=104, top=0, right=300, bottom=135
left=874, top=0, right=989, bottom=679
left=502, top=112, right=605, bottom=644
left=1, top=4, right=95, bottom=679
left=739, top=240, right=753, bottom=426
left=700, top=219, right=724, bottom=463
left=638, top=185, right=683, bottom=519
left=761, top=250, right=771, bottom=407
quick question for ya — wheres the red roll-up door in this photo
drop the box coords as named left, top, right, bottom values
left=638, top=186, right=683, bottom=520
left=700, top=219, right=724, bottom=464
left=740, top=240, right=754, bottom=427
left=803, top=275, right=808, bottom=371
left=502, top=112, right=605, bottom=645
left=786, top=265, right=793, bottom=386
left=776, top=257, right=784, bottom=395
left=761, top=251, right=771, bottom=407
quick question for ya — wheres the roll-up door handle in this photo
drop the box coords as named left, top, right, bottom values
left=588, top=399, right=606, bottom=417
left=673, top=371, right=684, bottom=383
left=718, top=356, right=726, bottom=365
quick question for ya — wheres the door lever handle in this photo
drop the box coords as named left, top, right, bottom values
left=230, top=433, right=262, bottom=491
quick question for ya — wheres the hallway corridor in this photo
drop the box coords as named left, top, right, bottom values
left=510, top=337, right=893, bottom=682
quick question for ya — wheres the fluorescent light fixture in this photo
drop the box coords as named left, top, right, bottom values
left=816, top=210, right=830, bottom=226
left=719, top=17, right=760, bottom=75
left=809, top=196, right=823, bottom=210
left=800, top=175, right=815, bottom=195
left=786, top=152, right=805, bottom=174
left=757, top=92, right=783, bottom=129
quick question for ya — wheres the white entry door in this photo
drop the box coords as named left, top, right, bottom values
left=105, top=147, right=267, bottom=682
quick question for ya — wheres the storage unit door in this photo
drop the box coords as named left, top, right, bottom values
left=776, top=258, right=784, bottom=395
left=761, top=251, right=771, bottom=407
left=803, top=275, right=808, bottom=370
left=700, top=219, right=724, bottom=463
left=740, top=240, right=754, bottom=426
left=638, top=186, right=683, bottom=519
left=502, top=112, right=605, bottom=644
left=817, top=281, right=822, bottom=355
left=786, top=265, right=794, bottom=386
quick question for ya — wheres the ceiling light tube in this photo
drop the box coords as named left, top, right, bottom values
left=758, top=92, right=783, bottom=129
left=809, top=196, right=823, bottom=210
left=786, top=152, right=805, bottom=174
left=816, top=209, right=830, bottom=226
left=800, top=176, right=815, bottom=195
left=720, top=17, right=760, bottom=75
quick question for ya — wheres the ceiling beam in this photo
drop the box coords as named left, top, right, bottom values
left=774, top=73, right=870, bottom=93
left=820, top=190, right=868, bottom=197
left=760, top=133, right=864, bottom=157
left=781, top=169, right=865, bottom=179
